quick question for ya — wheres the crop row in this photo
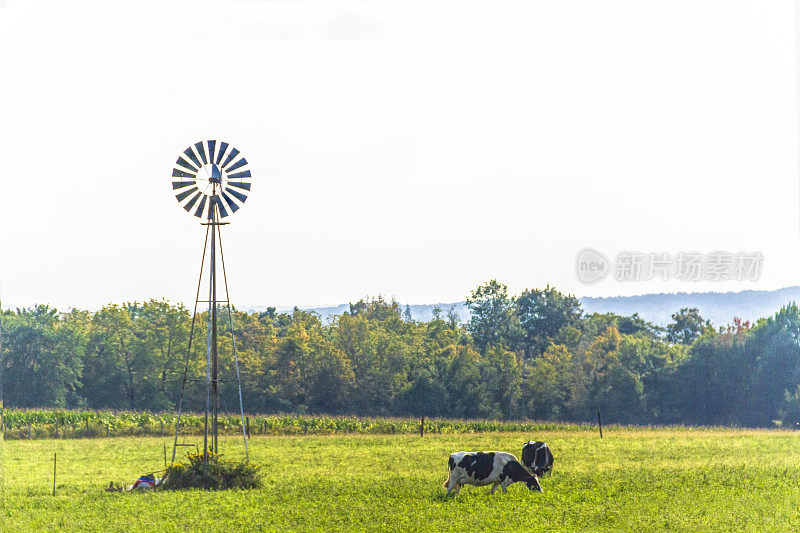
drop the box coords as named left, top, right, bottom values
left=1, top=409, right=594, bottom=440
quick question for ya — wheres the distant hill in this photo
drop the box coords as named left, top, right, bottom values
left=580, top=287, right=800, bottom=326
left=247, top=286, right=800, bottom=327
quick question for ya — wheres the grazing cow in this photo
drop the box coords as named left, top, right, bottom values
left=444, top=451, right=542, bottom=494
left=521, top=441, right=554, bottom=477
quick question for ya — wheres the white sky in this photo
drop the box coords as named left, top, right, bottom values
left=1, top=0, right=799, bottom=310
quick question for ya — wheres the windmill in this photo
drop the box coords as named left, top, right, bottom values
left=170, top=140, right=251, bottom=464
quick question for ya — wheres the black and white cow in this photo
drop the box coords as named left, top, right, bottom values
left=444, top=451, right=542, bottom=494
left=521, top=441, right=554, bottom=477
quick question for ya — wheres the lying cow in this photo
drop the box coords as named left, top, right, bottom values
left=444, top=451, right=542, bottom=494
left=521, top=441, right=554, bottom=477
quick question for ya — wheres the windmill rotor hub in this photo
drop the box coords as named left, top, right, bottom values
left=208, top=163, right=223, bottom=184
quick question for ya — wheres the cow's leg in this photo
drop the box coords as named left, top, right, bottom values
left=501, top=479, right=512, bottom=493
left=490, top=482, right=500, bottom=494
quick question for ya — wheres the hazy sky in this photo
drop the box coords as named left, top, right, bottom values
left=1, top=0, right=798, bottom=310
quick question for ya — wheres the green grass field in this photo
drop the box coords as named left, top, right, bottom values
left=4, top=429, right=800, bottom=531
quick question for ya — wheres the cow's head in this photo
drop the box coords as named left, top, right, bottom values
left=526, top=474, right=542, bottom=492
left=521, top=441, right=537, bottom=470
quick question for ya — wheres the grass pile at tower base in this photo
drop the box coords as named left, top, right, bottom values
left=163, top=452, right=262, bottom=490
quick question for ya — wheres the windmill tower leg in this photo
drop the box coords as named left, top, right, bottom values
left=217, top=223, right=250, bottom=462
left=211, top=200, right=219, bottom=455
left=172, top=224, right=209, bottom=464
left=204, top=203, right=214, bottom=461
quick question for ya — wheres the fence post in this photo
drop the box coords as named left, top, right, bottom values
left=106, top=424, right=110, bottom=438
left=246, top=416, right=250, bottom=437
left=420, top=416, right=424, bottom=437
left=597, top=411, right=603, bottom=439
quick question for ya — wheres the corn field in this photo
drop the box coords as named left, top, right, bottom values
left=1, top=408, right=594, bottom=440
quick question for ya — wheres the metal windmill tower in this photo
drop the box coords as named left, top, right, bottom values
left=170, top=140, right=251, bottom=464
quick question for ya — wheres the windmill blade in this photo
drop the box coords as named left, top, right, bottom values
left=172, top=181, right=195, bottom=190
left=172, top=168, right=196, bottom=179
left=226, top=158, right=248, bottom=173
left=194, top=194, right=208, bottom=218
left=221, top=148, right=239, bottom=169
left=215, top=142, right=228, bottom=165
left=194, top=142, right=208, bottom=165
left=227, top=181, right=251, bottom=191
left=221, top=191, right=240, bottom=213
left=183, top=191, right=202, bottom=212
left=227, top=170, right=251, bottom=180
left=215, top=196, right=229, bottom=218
left=184, top=147, right=202, bottom=169
left=175, top=186, right=198, bottom=202
left=207, top=140, right=216, bottom=165
left=225, top=187, right=248, bottom=203
left=175, top=156, right=198, bottom=173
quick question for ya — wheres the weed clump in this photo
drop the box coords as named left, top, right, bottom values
left=163, top=453, right=262, bottom=490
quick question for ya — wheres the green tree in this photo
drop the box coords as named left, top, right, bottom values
left=525, top=344, right=573, bottom=420
left=745, top=305, right=800, bottom=427
left=2, top=306, right=84, bottom=408
left=517, top=286, right=582, bottom=356
left=83, top=304, right=141, bottom=410
left=466, top=280, right=519, bottom=352
left=670, top=327, right=750, bottom=426
left=666, top=308, right=710, bottom=345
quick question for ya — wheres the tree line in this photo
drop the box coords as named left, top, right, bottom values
left=2, top=280, right=799, bottom=427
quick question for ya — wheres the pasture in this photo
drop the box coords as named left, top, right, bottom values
left=4, top=429, right=800, bottom=531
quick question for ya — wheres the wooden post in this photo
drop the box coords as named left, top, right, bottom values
left=106, top=424, right=110, bottom=438
left=163, top=443, right=167, bottom=468
left=52, top=452, right=57, bottom=496
left=420, top=416, right=424, bottom=437
left=597, top=411, right=603, bottom=439
left=246, top=416, right=250, bottom=437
